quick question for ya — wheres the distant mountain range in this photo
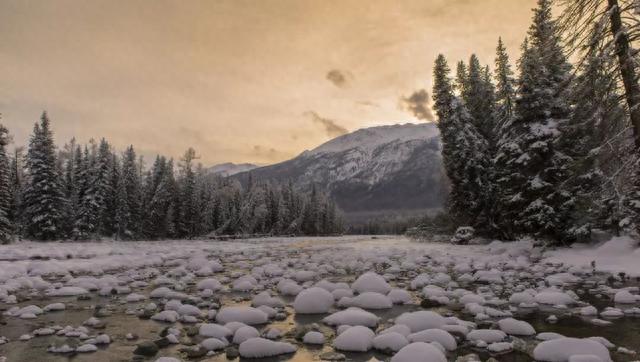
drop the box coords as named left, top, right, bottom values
left=227, top=123, right=447, bottom=220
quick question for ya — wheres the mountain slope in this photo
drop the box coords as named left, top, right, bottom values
left=234, top=123, right=447, bottom=216
left=209, top=162, right=259, bottom=176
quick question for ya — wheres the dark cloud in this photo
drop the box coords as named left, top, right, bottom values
left=400, top=89, right=435, bottom=121
left=304, top=111, right=348, bottom=138
left=326, top=69, right=353, bottom=88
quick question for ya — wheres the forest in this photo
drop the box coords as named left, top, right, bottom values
left=431, top=0, right=640, bottom=244
left=0, top=116, right=343, bottom=243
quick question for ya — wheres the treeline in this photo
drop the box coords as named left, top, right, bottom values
left=0, top=114, right=343, bottom=243
left=432, top=0, right=640, bottom=243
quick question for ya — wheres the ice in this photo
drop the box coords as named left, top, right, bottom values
left=333, top=325, right=375, bottom=352
left=238, top=337, right=296, bottom=358
left=533, top=338, right=612, bottom=362
left=293, top=287, right=334, bottom=314
left=390, top=342, right=447, bottom=362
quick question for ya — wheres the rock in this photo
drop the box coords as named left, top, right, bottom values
left=133, top=341, right=158, bottom=356
left=420, top=299, right=444, bottom=308
left=319, top=351, right=346, bottom=360
left=153, top=337, right=171, bottom=348
left=455, top=354, right=481, bottom=362
left=138, top=309, right=154, bottom=320
left=225, top=346, right=239, bottom=359
left=185, top=326, right=199, bottom=337
left=182, top=346, right=207, bottom=359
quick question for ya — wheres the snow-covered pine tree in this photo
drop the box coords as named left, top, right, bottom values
left=59, top=139, right=77, bottom=238
left=463, top=55, right=496, bottom=143
left=23, top=112, right=65, bottom=240
left=432, top=55, right=491, bottom=229
left=177, top=148, right=198, bottom=238
left=0, top=124, right=12, bottom=243
left=494, top=37, right=516, bottom=133
left=495, top=0, right=573, bottom=241
left=8, top=147, right=24, bottom=238
left=103, top=153, right=120, bottom=237
left=119, top=145, right=142, bottom=239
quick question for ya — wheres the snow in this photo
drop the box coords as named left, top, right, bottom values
left=293, top=287, right=334, bottom=314
left=323, top=307, right=380, bottom=327
left=390, top=342, right=447, bottom=362
left=46, top=286, right=88, bottom=297
left=341, top=292, right=393, bottom=309
left=535, top=290, right=576, bottom=305
left=498, top=318, right=536, bottom=336
left=373, top=332, right=408, bottom=352
left=333, top=325, right=375, bottom=352
left=233, top=326, right=260, bottom=344
left=394, top=311, right=447, bottom=332
left=352, top=272, right=391, bottom=294
left=533, top=338, right=612, bottom=362
left=467, top=329, right=507, bottom=343
left=303, top=331, right=325, bottom=345
left=75, top=344, right=98, bottom=353
left=613, top=290, right=637, bottom=304
left=408, top=329, right=457, bottom=351
left=201, top=337, right=227, bottom=351
left=216, top=306, right=268, bottom=325
left=199, top=324, right=232, bottom=339
left=238, top=338, right=296, bottom=358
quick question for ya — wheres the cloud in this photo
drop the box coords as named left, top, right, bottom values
left=304, top=111, right=348, bottom=138
left=326, top=69, right=352, bottom=88
left=400, top=89, right=435, bottom=121
left=251, top=145, right=291, bottom=162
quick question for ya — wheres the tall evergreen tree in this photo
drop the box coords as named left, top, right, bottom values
left=178, top=148, right=198, bottom=238
left=495, top=0, right=573, bottom=240
left=118, top=145, right=142, bottom=239
left=0, top=124, right=12, bottom=243
left=494, top=37, right=516, bottom=133
left=23, top=112, right=65, bottom=240
left=433, top=55, right=491, bottom=229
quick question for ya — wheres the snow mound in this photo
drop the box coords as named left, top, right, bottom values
left=333, top=325, right=375, bottom=352
left=394, top=311, right=447, bottom=332
left=467, top=329, right=507, bottom=343
left=391, top=342, right=447, bottom=362
left=323, top=307, right=380, bottom=327
left=216, top=307, right=268, bottom=325
left=293, top=287, right=334, bottom=314
left=303, top=331, right=325, bottom=345
left=408, top=329, right=457, bottom=351
left=352, top=272, right=391, bottom=294
left=343, top=292, right=393, bottom=309
left=498, top=318, right=536, bottom=336
left=199, top=324, right=232, bottom=339
left=533, top=338, right=612, bottom=362
left=373, top=332, right=409, bottom=352
left=238, top=338, right=296, bottom=358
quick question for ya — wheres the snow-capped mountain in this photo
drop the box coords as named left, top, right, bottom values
left=234, top=123, right=446, bottom=216
left=209, top=162, right=259, bottom=176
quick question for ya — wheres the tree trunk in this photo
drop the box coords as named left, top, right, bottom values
left=608, top=0, right=640, bottom=148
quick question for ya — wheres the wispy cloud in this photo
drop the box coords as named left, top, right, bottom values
left=304, top=111, right=348, bottom=138
left=400, top=89, right=434, bottom=121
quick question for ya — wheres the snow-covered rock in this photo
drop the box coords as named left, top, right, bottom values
left=293, top=287, right=334, bottom=314
left=390, top=342, right=447, bottom=362
left=238, top=338, right=296, bottom=358
left=533, top=338, right=612, bottom=362
left=333, top=326, right=375, bottom=352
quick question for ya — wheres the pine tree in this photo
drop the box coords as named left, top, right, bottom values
left=0, top=123, right=12, bottom=243
left=178, top=148, right=198, bottom=238
left=118, top=145, right=142, bottom=239
left=494, top=37, right=516, bottom=133
left=8, top=147, right=24, bottom=238
left=495, top=0, right=573, bottom=240
left=23, top=112, right=65, bottom=240
left=433, top=55, right=491, bottom=230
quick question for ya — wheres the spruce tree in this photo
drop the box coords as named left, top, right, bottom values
left=119, top=145, right=142, bottom=239
left=23, top=112, right=64, bottom=240
left=8, top=147, right=24, bottom=238
left=495, top=0, right=573, bottom=240
left=494, top=37, right=516, bottom=132
left=178, top=148, right=198, bottom=238
left=433, top=55, right=491, bottom=229
left=0, top=124, right=12, bottom=243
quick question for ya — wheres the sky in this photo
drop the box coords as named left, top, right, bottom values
left=0, top=0, right=536, bottom=166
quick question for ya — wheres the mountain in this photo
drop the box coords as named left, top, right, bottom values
left=209, top=162, right=259, bottom=176
left=233, top=123, right=447, bottom=219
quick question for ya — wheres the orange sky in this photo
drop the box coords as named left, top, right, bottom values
left=0, top=0, right=536, bottom=165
